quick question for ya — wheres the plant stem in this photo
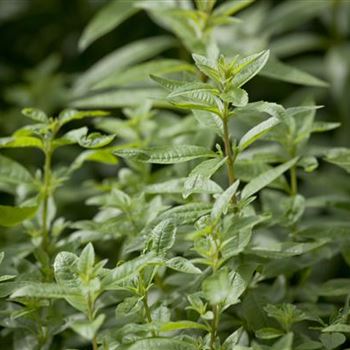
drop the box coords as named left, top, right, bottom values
left=290, top=165, right=298, bottom=196
left=210, top=304, right=220, bottom=350
left=222, top=104, right=235, bottom=186
left=41, top=144, right=52, bottom=251
left=87, top=294, right=98, bottom=350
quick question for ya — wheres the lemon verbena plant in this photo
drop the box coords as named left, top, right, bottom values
left=1, top=1, right=350, bottom=350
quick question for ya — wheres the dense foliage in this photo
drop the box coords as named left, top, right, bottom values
left=1, top=0, right=350, bottom=349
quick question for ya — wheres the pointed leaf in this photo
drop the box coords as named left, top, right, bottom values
left=0, top=205, right=38, bottom=227
left=166, top=257, right=201, bottom=274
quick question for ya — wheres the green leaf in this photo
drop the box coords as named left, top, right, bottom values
left=77, top=243, right=95, bottom=276
left=239, top=117, right=280, bottom=151
left=256, top=328, right=284, bottom=340
left=192, top=54, right=221, bottom=83
left=183, top=175, right=223, bottom=198
left=11, top=282, right=80, bottom=299
left=323, top=324, right=350, bottom=333
left=213, top=0, right=254, bottom=16
left=76, top=36, right=175, bottom=91
left=166, top=257, right=201, bottom=274
left=78, top=132, right=115, bottom=149
left=71, top=87, right=167, bottom=108
left=233, top=50, right=270, bottom=88
left=103, top=254, right=162, bottom=289
left=211, top=180, right=240, bottom=219
left=70, top=149, right=118, bottom=172
left=58, top=109, right=109, bottom=126
left=96, top=59, right=195, bottom=89
left=221, top=87, right=249, bottom=107
left=0, top=205, right=38, bottom=227
left=324, top=148, right=350, bottom=173
left=150, top=220, right=177, bottom=255
left=320, top=333, right=346, bottom=350
left=123, top=338, right=197, bottom=350
left=160, top=320, right=207, bottom=332
left=0, top=155, right=33, bottom=186
left=168, top=82, right=222, bottom=114
left=319, top=279, right=350, bottom=297
left=150, top=74, right=187, bottom=91
left=114, top=145, right=216, bottom=164
left=79, top=0, right=142, bottom=51
left=260, top=58, right=328, bottom=87
left=272, top=333, right=293, bottom=350
left=21, top=108, right=48, bottom=123
left=0, top=136, right=43, bottom=149
left=241, top=158, right=298, bottom=199
left=70, top=314, right=105, bottom=341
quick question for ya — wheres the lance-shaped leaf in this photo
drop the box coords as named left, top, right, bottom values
left=96, top=59, right=195, bottom=89
left=213, top=0, right=254, bottom=16
left=58, top=109, right=109, bottom=126
left=221, top=87, right=249, bottom=107
left=183, top=176, right=223, bottom=198
left=0, top=136, right=43, bottom=150
left=324, top=148, right=350, bottom=173
left=166, top=257, right=202, bottom=274
left=79, top=0, right=142, bottom=51
left=150, top=220, right=176, bottom=256
left=78, top=132, right=115, bottom=149
left=150, top=74, right=187, bottom=92
left=260, top=58, right=328, bottom=87
left=168, top=83, right=223, bottom=115
left=241, top=158, right=298, bottom=199
left=76, top=36, right=175, bottom=91
left=21, top=108, right=48, bottom=123
left=102, top=254, right=162, bottom=289
left=0, top=205, right=38, bottom=227
left=70, top=314, right=105, bottom=341
left=122, top=338, right=197, bottom=350
left=239, top=117, right=280, bottom=151
left=211, top=180, right=240, bottom=219
left=0, top=155, right=33, bottom=186
left=233, top=50, right=270, bottom=88
left=192, top=53, right=221, bottom=82
left=11, top=282, right=81, bottom=299
left=114, top=145, right=216, bottom=164
left=159, top=320, right=207, bottom=332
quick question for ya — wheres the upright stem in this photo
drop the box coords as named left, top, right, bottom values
left=222, top=103, right=236, bottom=186
left=290, top=165, right=298, bottom=196
left=210, top=304, right=220, bottom=350
left=87, top=294, right=98, bottom=350
left=41, top=144, right=52, bottom=251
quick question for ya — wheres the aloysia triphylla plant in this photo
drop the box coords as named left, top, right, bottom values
left=2, top=1, right=350, bottom=350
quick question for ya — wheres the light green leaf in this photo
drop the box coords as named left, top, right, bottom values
left=324, top=148, right=350, bottom=173
left=323, top=324, right=350, bottom=333
left=21, top=108, right=48, bottom=123
left=71, top=87, right=167, bottom=108
left=76, top=36, right=175, bottom=91
left=272, top=333, right=293, bottom=350
left=11, top=282, right=80, bottom=299
left=319, top=279, right=350, bottom=297
left=183, top=175, right=223, bottom=198
left=256, top=328, right=284, bottom=340
left=221, top=87, right=249, bottom=107
left=96, top=59, right=195, bottom=89
left=0, top=136, right=43, bottom=150
left=79, top=0, right=142, bottom=51
left=77, top=243, right=95, bottom=276
left=260, top=58, right=328, bottom=87
left=320, top=333, right=346, bottom=350
left=239, top=117, right=280, bottom=151
left=150, top=74, right=187, bottom=91
left=0, top=155, right=33, bottom=186
left=193, top=110, right=224, bottom=136
left=241, top=158, right=298, bottom=199
left=78, top=132, right=115, bottom=149
left=211, top=180, right=240, bottom=219
left=150, top=220, right=177, bottom=255
left=213, top=0, right=254, bottom=16
left=114, top=145, right=216, bottom=164
left=233, top=50, right=270, bottom=88
left=166, top=257, right=201, bottom=274
left=160, top=320, right=207, bottom=332
left=0, top=205, right=38, bottom=227
left=123, top=338, right=197, bottom=350
left=192, top=53, right=221, bottom=83
left=58, top=109, right=109, bottom=126
left=70, top=149, right=118, bottom=172
left=70, top=314, right=105, bottom=341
